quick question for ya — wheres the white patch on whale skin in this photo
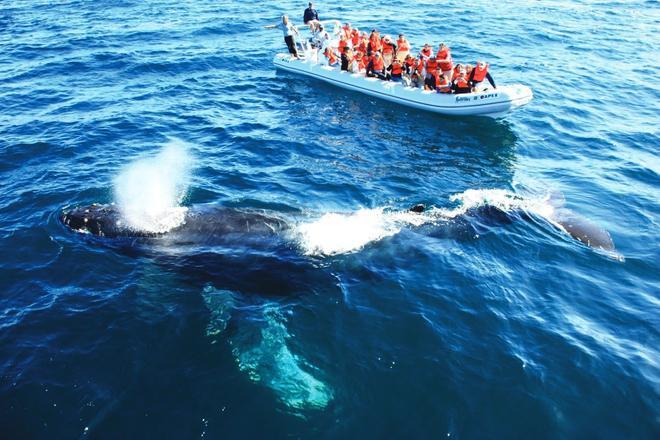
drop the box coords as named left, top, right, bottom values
left=229, top=306, right=333, bottom=411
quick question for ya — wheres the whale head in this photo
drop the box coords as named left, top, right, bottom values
left=60, top=204, right=156, bottom=238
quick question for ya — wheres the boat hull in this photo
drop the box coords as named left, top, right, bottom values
left=273, top=54, right=532, bottom=117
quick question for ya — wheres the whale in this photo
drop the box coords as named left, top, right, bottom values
left=60, top=200, right=618, bottom=256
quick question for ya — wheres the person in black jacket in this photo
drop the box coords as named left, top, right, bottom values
left=304, top=2, right=319, bottom=24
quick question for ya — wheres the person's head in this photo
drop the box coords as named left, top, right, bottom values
left=343, top=46, right=349, bottom=53
left=424, top=43, right=430, bottom=50
left=384, top=35, right=391, bottom=42
left=477, top=60, right=486, bottom=69
left=282, top=15, right=288, bottom=24
left=439, top=43, right=446, bottom=49
left=319, top=24, right=324, bottom=31
left=308, top=2, right=313, bottom=8
left=375, top=51, right=381, bottom=57
left=429, top=56, right=436, bottom=61
left=399, top=34, right=404, bottom=39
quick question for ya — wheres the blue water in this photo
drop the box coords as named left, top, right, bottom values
left=1, top=0, right=659, bottom=437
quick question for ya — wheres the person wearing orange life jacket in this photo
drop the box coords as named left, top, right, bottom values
left=424, top=57, right=438, bottom=89
left=408, top=55, right=425, bottom=88
left=419, top=43, right=432, bottom=59
left=366, top=51, right=387, bottom=80
left=436, top=43, right=454, bottom=81
left=468, top=60, right=496, bottom=90
left=324, top=47, right=339, bottom=67
left=381, top=35, right=397, bottom=68
left=351, top=29, right=360, bottom=47
left=342, top=23, right=352, bottom=41
left=431, top=66, right=451, bottom=93
left=354, top=52, right=366, bottom=73
left=338, top=35, right=349, bottom=53
left=368, top=30, right=382, bottom=54
left=387, top=57, right=404, bottom=82
left=396, top=34, right=410, bottom=62
left=452, top=69, right=471, bottom=94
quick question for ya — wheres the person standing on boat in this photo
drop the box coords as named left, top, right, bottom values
left=396, top=34, right=410, bottom=62
left=304, top=2, right=319, bottom=24
left=436, top=43, right=454, bottom=81
left=469, top=61, right=496, bottom=90
left=265, top=15, right=301, bottom=60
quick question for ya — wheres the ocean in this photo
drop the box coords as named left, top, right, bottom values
left=1, top=0, right=658, bottom=437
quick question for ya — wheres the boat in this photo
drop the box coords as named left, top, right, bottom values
left=272, top=22, right=533, bottom=118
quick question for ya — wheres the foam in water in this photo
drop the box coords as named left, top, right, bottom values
left=295, top=208, right=432, bottom=256
left=113, top=140, right=192, bottom=233
left=294, top=189, right=562, bottom=257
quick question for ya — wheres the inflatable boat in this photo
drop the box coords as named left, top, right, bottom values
left=274, top=53, right=532, bottom=117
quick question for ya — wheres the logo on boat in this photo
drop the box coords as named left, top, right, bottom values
left=455, top=93, right=499, bottom=103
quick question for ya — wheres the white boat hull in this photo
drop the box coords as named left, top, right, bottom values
left=273, top=53, right=533, bottom=118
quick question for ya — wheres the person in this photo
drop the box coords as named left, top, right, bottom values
left=424, top=56, right=438, bottom=89
left=351, top=28, right=360, bottom=47
left=436, top=43, right=453, bottom=81
left=452, top=68, right=471, bottom=94
left=366, top=51, right=386, bottom=80
left=338, top=34, right=350, bottom=53
left=342, top=22, right=352, bottom=40
left=381, top=35, right=396, bottom=68
left=410, top=55, right=425, bottom=88
left=340, top=47, right=352, bottom=71
left=420, top=43, right=432, bottom=59
left=387, top=57, right=403, bottom=81
left=396, top=34, right=410, bottom=62
left=368, top=30, right=381, bottom=53
left=324, top=46, right=339, bottom=66
left=432, top=66, right=451, bottom=93
left=355, top=52, right=367, bottom=73
left=303, top=2, right=319, bottom=24
left=265, top=15, right=300, bottom=59
left=469, top=60, right=496, bottom=90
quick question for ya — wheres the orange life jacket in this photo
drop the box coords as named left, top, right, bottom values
left=436, top=48, right=453, bottom=71
left=342, top=26, right=351, bottom=40
left=472, top=64, right=489, bottom=82
left=358, top=58, right=367, bottom=70
left=420, top=47, right=432, bottom=58
left=397, top=39, right=409, bottom=52
left=391, top=61, right=402, bottom=75
left=351, top=30, right=360, bottom=46
left=372, top=56, right=384, bottom=71
left=338, top=39, right=348, bottom=52
left=426, top=58, right=438, bottom=72
left=325, top=49, right=338, bottom=65
left=382, top=41, right=394, bottom=54
left=415, top=59, right=425, bottom=74
left=434, top=72, right=451, bottom=92
left=369, top=35, right=381, bottom=52
left=405, top=58, right=416, bottom=70
left=454, top=75, right=469, bottom=88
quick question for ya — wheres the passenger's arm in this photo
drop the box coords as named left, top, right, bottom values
left=486, top=72, right=496, bottom=88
